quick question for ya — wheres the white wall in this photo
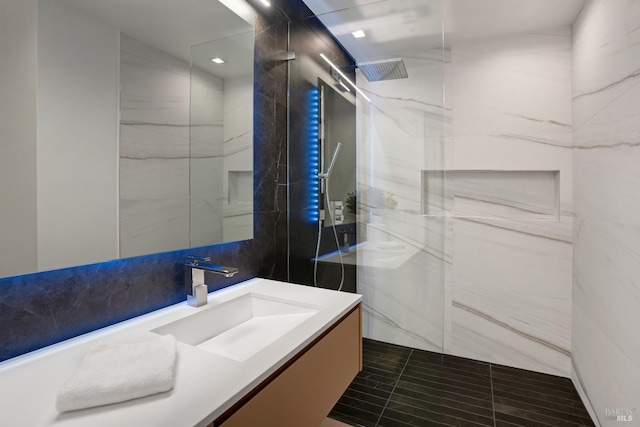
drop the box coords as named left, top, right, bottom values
left=190, top=65, right=225, bottom=247
left=0, top=0, right=38, bottom=277
left=37, top=0, right=120, bottom=270
left=222, top=73, right=253, bottom=242
left=120, top=35, right=195, bottom=257
left=445, top=27, right=574, bottom=377
left=572, top=0, right=640, bottom=424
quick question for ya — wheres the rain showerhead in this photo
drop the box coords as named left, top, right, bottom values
left=358, top=58, right=408, bottom=82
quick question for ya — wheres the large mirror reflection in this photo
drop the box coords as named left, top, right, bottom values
left=0, top=0, right=254, bottom=278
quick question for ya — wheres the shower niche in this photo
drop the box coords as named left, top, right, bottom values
left=422, top=170, right=560, bottom=220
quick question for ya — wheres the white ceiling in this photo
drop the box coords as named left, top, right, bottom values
left=56, top=0, right=253, bottom=78
left=303, top=0, right=585, bottom=62
left=443, top=0, right=585, bottom=45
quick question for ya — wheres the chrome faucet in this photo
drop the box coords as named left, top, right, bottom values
left=184, top=256, right=239, bottom=307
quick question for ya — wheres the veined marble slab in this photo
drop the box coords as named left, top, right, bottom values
left=574, top=79, right=640, bottom=149
left=452, top=33, right=572, bottom=137
left=448, top=170, right=559, bottom=220
left=574, top=145, right=640, bottom=226
left=572, top=0, right=640, bottom=129
left=572, top=303, right=640, bottom=426
left=119, top=199, right=189, bottom=258
left=452, top=27, right=572, bottom=63
left=120, top=158, right=189, bottom=201
left=573, top=219, right=640, bottom=364
left=451, top=217, right=572, bottom=376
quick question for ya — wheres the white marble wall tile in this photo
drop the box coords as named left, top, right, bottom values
left=450, top=170, right=559, bottom=220
left=120, top=34, right=190, bottom=127
left=452, top=133, right=573, bottom=214
left=572, top=303, right=640, bottom=426
left=120, top=158, right=189, bottom=201
left=452, top=27, right=572, bottom=63
left=120, top=33, right=225, bottom=255
left=452, top=38, right=572, bottom=137
left=222, top=73, right=252, bottom=240
left=451, top=217, right=573, bottom=376
left=444, top=27, right=574, bottom=376
left=574, top=80, right=640, bottom=149
left=358, top=271, right=445, bottom=352
left=120, top=124, right=189, bottom=159
left=574, top=146, right=640, bottom=227
left=190, top=199, right=223, bottom=247
left=572, top=0, right=640, bottom=129
left=191, top=66, right=224, bottom=158
left=573, top=219, right=640, bottom=370
left=452, top=288, right=571, bottom=377
left=572, top=0, right=640, bottom=420
left=119, top=199, right=189, bottom=258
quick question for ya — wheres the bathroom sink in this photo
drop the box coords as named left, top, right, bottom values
left=151, top=293, right=319, bottom=361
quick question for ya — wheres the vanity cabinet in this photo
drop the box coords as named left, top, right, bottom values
left=211, top=305, right=362, bottom=427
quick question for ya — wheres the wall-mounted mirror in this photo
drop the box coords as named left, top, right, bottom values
left=317, top=78, right=356, bottom=227
left=0, top=0, right=254, bottom=278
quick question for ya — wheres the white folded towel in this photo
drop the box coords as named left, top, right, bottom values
left=56, top=335, right=177, bottom=412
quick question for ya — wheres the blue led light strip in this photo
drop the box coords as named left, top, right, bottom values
left=308, top=88, right=320, bottom=223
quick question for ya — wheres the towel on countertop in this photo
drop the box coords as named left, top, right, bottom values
left=56, top=335, right=177, bottom=412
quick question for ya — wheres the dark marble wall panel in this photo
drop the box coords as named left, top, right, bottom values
left=285, top=15, right=356, bottom=287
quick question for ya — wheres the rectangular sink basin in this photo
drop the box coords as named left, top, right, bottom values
left=152, top=293, right=319, bottom=361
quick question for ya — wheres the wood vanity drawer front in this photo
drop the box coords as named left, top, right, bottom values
left=218, top=306, right=362, bottom=427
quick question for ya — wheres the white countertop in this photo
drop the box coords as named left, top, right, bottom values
left=0, top=278, right=361, bottom=427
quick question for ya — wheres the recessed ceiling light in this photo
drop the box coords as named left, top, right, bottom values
left=352, top=30, right=366, bottom=39
left=211, top=57, right=225, bottom=64
left=260, top=0, right=271, bottom=6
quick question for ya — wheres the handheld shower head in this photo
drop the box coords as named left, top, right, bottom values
left=318, top=142, right=341, bottom=179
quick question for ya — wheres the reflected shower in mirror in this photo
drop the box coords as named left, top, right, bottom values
left=317, top=78, right=356, bottom=227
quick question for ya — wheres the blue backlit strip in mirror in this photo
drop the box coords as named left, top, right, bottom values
left=308, top=88, right=320, bottom=223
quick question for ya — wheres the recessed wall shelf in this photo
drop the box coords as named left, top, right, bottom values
left=422, top=170, right=560, bottom=220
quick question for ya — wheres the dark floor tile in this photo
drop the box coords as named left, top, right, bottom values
left=491, top=378, right=587, bottom=411
left=491, top=366, right=579, bottom=397
left=388, top=392, right=494, bottom=426
left=399, top=375, right=493, bottom=403
left=400, top=367, right=493, bottom=397
left=347, top=378, right=394, bottom=400
left=402, top=363, right=492, bottom=390
left=350, top=374, right=396, bottom=394
left=331, top=401, right=382, bottom=425
left=359, top=365, right=403, bottom=385
left=342, top=385, right=390, bottom=408
left=442, top=415, right=496, bottom=427
left=495, top=403, right=596, bottom=427
left=365, top=355, right=410, bottom=376
left=329, top=411, right=378, bottom=427
left=394, top=379, right=494, bottom=412
left=495, top=420, right=528, bottom=427
left=363, top=339, right=413, bottom=357
left=377, top=415, right=444, bottom=427
left=406, top=348, right=443, bottom=363
left=493, top=389, right=593, bottom=420
left=337, top=394, right=385, bottom=415
left=379, top=407, right=443, bottom=426
left=491, top=364, right=574, bottom=387
left=442, top=354, right=491, bottom=376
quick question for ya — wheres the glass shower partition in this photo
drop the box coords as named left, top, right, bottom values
left=287, top=2, right=446, bottom=424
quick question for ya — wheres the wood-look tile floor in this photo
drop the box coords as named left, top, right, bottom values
left=329, top=339, right=595, bottom=427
